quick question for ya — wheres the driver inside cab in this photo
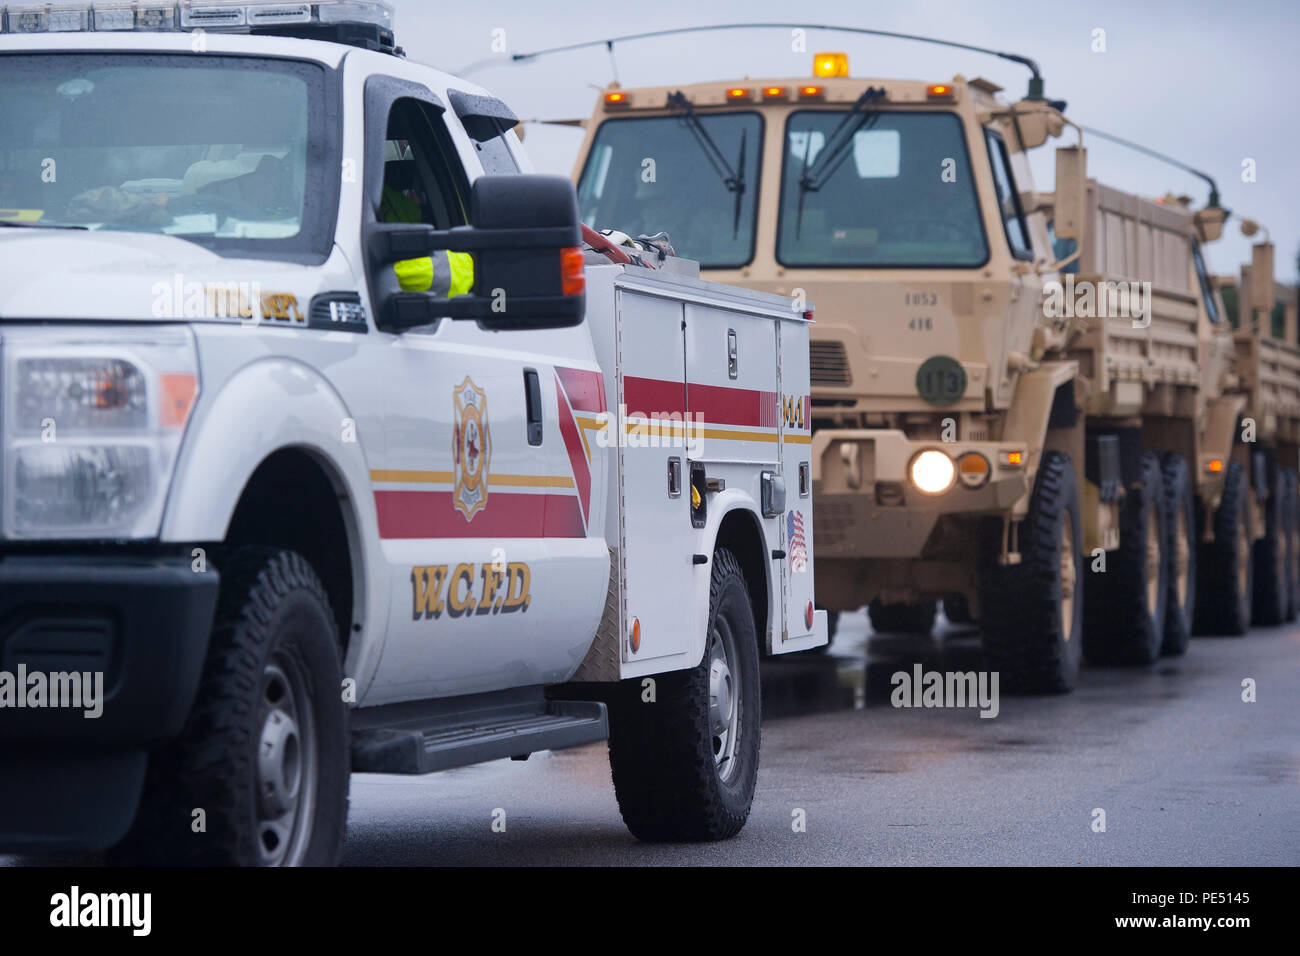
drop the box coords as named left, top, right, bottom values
left=381, top=140, right=474, bottom=297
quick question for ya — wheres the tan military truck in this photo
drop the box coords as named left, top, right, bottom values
left=1211, top=233, right=1300, bottom=630
left=569, top=53, right=1253, bottom=691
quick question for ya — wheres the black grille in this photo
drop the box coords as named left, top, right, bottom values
left=810, top=340, right=852, bottom=387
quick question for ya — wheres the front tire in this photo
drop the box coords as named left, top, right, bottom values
left=1195, top=461, right=1253, bottom=635
left=1084, top=451, right=1168, bottom=666
left=607, top=548, right=761, bottom=841
left=979, top=450, right=1084, bottom=694
left=1253, top=464, right=1288, bottom=626
left=114, top=548, right=349, bottom=866
left=1160, top=454, right=1197, bottom=656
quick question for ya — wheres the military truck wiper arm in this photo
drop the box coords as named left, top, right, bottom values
left=730, top=129, right=748, bottom=239
left=667, top=90, right=748, bottom=238
left=799, top=86, right=886, bottom=194
left=667, top=91, right=744, bottom=195
left=795, top=87, right=885, bottom=237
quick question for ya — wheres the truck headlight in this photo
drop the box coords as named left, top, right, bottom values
left=909, top=449, right=955, bottom=495
left=2, top=326, right=199, bottom=539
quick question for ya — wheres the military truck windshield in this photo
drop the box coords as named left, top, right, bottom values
left=576, top=113, right=762, bottom=268
left=0, top=54, right=333, bottom=259
left=777, top=111, right=987, bottom=268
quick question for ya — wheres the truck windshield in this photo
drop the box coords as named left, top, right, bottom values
left=576, top=112, right=762, bottom=268
left=777, top=110, right=987, bottom=268
left=0, top=54, right=333, bottom=259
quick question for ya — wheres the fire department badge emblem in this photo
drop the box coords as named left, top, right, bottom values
left=452, top=376, right=492, bottom=521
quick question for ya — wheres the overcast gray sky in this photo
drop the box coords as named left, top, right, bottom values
left=391, top=0, right=1298, bottom=280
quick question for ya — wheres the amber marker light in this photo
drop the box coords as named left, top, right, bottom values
left=630, top=617, right=641, bottom=652
left=927, top=83, right=954, bottom=98
left=957, top=452, right=991, bottom=489
left=561, top=247, right=586, bottom=297
left=726, top=87, right=751, bottom=100
left=798, top=85, right=824, bottom=99
left=1207, top=458, right=1224, bottom=473
left=762, top=86, right=787, bottom=99
left=813, top=52, right=849, bottom=77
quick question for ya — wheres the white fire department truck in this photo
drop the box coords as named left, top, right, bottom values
left=0, top=0, right=825, bottom=865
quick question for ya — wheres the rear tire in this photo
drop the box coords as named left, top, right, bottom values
left=979, top=450, right=1083, bottom=694
left=1084, top=451, right=1168, bottom=666
left=1160, top=453, right=1196, bottom=657
left=868, top=599, right=936, bottom=635
left=113, top=548, right=349, bottom=866
left=1252, top=464, right=1287, bottom=627
left=606, top=548, right=760, bottom=841
left=1195, top=461, right=1253, bottom=635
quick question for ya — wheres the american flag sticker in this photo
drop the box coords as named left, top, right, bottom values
left=787, top=509, right=808, bottom=573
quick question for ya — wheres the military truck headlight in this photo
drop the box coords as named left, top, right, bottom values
left=909, top=449, right=955, bottom=495
left=2, top=326, right=199, bottom=539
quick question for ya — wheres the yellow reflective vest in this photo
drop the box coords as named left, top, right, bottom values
left=382, top=185, right=474, bottom=297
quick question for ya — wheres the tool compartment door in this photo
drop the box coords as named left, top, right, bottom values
left=616, top=286, right=696, bottom=667
left=684, top=299, right=783, bottom=645
left=779, top=316, right=817, bottom=641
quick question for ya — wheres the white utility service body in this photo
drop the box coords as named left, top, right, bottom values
left=0, top=4, right=824, bottom=864
left=587, top=261, right=825, bottom=675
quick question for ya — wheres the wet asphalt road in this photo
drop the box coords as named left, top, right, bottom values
left=337, top=611, right=1300, bottom=866
left=6, top=610, right=1298, bottom=866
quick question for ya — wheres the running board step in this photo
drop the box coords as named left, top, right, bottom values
left=350, top=690, right=608, bottom=775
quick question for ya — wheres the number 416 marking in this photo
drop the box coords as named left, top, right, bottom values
left=908, top=317, right=933, bottom=331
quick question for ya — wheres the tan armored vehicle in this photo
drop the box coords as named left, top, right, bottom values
left=570, top=50, right=1270, bottom=690
left=1210, top=233, right=1300, bottom=629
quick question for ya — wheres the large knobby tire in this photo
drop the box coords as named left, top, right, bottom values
left=1083, top=451, right=1168, bottom=666
left=1160, top=454, right=1197, bottom=656
left=868, top=599, right=937, bottom=634
left=1194, top=461, right=1253, bottom=636
left=606, top=548, right=761, bottom=841
left=1284, top=469, right=1300, bottom=621
left=979, top=450, right=1084, bottom=694
left=113, top=548, right=349, bottom=866
left=1253, top=465, right=1289, bottom=627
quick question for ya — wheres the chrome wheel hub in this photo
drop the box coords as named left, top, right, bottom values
left=255, top=659, right=317, bottom=866
left=708, top=621, right=741, bottom=783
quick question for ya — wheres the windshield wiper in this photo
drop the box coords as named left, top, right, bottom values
left=666, top=91, right=748, bottom=237
left=731, top=129, right=747, bottom=238
left=0, top=220, right=88, bottom=230
left=795, top=86, right=886, bottom=237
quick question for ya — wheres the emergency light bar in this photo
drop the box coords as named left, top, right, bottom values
left=0, top=1, right=395, bottom=52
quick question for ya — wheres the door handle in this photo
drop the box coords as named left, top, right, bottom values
left=524, top=369, right=543, bottom=446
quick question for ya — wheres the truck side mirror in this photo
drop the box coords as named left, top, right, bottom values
left=1052, top=146, right=1087, bottom=242
left=367, top=174, right=585, bottom=333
